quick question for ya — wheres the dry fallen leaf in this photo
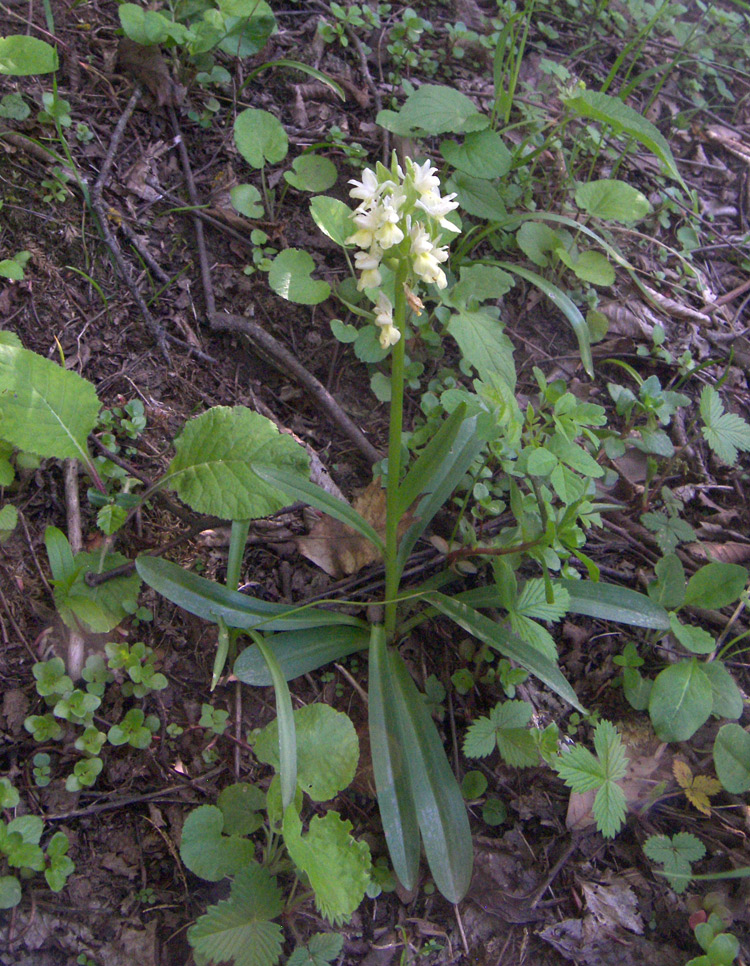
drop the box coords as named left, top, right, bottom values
left=673, top=759, right=722, bottom=816
left=296, top=478, right=412, bottom=578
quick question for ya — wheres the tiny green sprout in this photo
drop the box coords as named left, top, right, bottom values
left=32, top=752, right=52, bottom=787
left=65, top=756, right=103, bottom=792
left=75, top=727, right=107, bottom=756
left=108, top=708, right=159, bottom=749
left=166, top=722, right=184, bottom=739
left=53, top=689, right=100, bottom=726
left=33, top=657, right=73, bottom=698
left=199, top=703, right=229, bottom=735
left=25, top=713, right=63, bottom=742
left=75, top=122, right=94, bottom=143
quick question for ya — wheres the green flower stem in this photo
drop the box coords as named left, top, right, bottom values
left=384, top=262, right=409, bottom=640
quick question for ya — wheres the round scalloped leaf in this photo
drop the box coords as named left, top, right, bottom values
left=231, top=184, right=264, bottom=219
left=234, top=108, right=288, bottom=169
left=269, top=249, right=330, bottom=305
left=180, top=805, right=256, bottom=882
left=284, top=155, right=337, bottom=192
left=218, top=783, right=266, bottom=836
left=166, top=406, right=309, bottom=520
left=255, top=704, right=358, bottom=801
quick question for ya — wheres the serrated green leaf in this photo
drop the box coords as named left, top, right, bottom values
left=669, top=614, right=716, bottom=655
left=447, top=307, right=516, bottom=390
left=164, top=406, right=309, bottom=519
left=508, top=613, right=557, bottom=661
left=515, top=579, right=570, bottom=622
left=649, top=660, right=712, bottom=741
left=287, top=933, right=344, bottom=966
left=0, top=343, right=99, bottom=465
left=700, top=386, right=750, bottom=465
left=644, top=832, right=704, bottom=893
left=268, top=249, right=330, bottom=305
left=254, top=704, right=358, bottom=801
left=283, top=807, right=371, bottom=925
left=187, top=864, right=283, bottom=966
left=591, top=779, right=627, bottom=839
left=463, top=701, right=537, bottom=767
left=284, top=155, right=337, bottom=192
left=310, top=196, right=354, bottom=247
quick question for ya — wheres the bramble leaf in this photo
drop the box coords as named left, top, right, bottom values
left=700, top=386, right=750, bottom=465
left=187, top=864, right=283, bottom=966
left=644, top=832, right=704, bottom=893
left=463, top=700, right=538, bottom=767
left=552, top=720, right=628, bottom=838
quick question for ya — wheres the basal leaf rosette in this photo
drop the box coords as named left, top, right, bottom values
left=346, top=155, right=459, bottom=349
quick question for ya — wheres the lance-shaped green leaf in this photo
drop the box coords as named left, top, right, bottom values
left=396, top=415, right=486, bottom=576
left=385, top=643, right=473, bottom=901
left=368, top=625, right=420, bottom=890
left=555, top=579, right=670, bottom=629
left=0, top=342, right=99, bottom=465
left=254, top=464, right=384, bottom=552
left=251, top=632, right=296, bottom=809
left=163, top=406, right=309, bottom=520
left=136, top=556, right=366, bottom=631
left=396, top=404, right=467, bottom=517
left=427, top=592, right=584, bottom=711
left=563, top=89, right=684, bottom=187
left=494, top=262, right=593, bottom=377
left=235, top=625, right=368, bottom=685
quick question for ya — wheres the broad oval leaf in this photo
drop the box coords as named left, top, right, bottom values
left=180, top=804, right=256, bottom=881
left=377, top=84, right=487, bottom=136
left=0, top=342, right=99, bottom=464
left=310, top=196, right=354, bottom=247
left=574, top=179, right=651, bottom=223
left=234, top=108, right=288, bottom=168
left=0, top=35, right=58, bottom=75
left=440, top=129, right=511, bottom=178
left=136, top=555, right=365, bottom=631
left=447, top=307, right=516, bottom=390
left=164, top=406, right=309, bottom=519
left=702, top=661, right=743, bottom=721
left=713, top=723, right=750, bottom=794
left=450, top=172, right=508, bottom=221
left=649, top=659, right=712, bottom=742
left=684, top=562, right=748, bottom=610
left=234, top=625, right=368, bottom=685
left=268, top=249, right=330, bottom=305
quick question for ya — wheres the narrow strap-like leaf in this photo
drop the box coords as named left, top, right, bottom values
left=397, top=404, right=467, bottom=517
left=494, top=261, right=593, bottom=377
left=427, top=591, right=585, bottom=712
left=386, top=645, right=474, bottom=902
left=396, top=416, right=485, bottom=577
left=253, top=465, right=385, bottom=553
left=251, top=632, right=297, bottom=809
left=368, top=625, right=420, bottom=890
left=235, top=625, right=369, bottom=685
left=556, top=579, right=670, bottom=629
left=136, top=555, right=366, bottom=631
